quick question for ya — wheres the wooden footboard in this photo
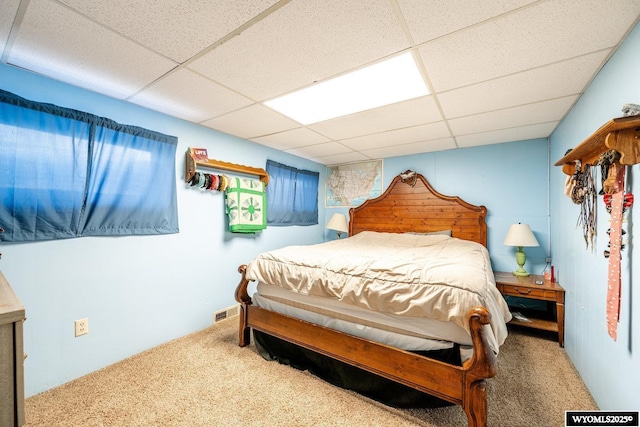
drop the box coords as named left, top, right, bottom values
left=235, top=265, right=497, bottom=427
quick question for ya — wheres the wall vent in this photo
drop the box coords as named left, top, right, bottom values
left=213, top=304, right=240, bottom=324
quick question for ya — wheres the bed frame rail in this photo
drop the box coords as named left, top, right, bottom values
left=235, top=265, right=496, bottom=427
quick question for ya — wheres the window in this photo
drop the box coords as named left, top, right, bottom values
left=266, top=160, right=319, bottom=226
left=0, top=89, right=179, bottom=242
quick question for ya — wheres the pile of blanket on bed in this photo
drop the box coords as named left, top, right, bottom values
left=246, top=231, right=512, bottom=352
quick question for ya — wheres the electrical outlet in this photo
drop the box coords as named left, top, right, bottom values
left=75, top=318, right=89, bottom=337
left=546, top=257, right=552, bottom=263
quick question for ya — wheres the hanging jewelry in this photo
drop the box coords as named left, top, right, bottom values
left=575, top=164, right=597, bottom=252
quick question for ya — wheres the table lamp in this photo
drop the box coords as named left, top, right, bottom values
left=503, top=223, right=539, bottom=276
left=326, top=213, right=348, bottom=239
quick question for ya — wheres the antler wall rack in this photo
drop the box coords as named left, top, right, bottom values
left=555, top=115, right=640, bottom=174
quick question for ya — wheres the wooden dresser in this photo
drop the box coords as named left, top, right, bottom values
left=0, top=271, right=25, bottom=426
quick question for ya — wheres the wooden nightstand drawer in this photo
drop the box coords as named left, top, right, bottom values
left=497, top=284, right=555, bottom=300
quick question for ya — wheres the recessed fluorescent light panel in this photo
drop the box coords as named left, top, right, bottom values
left=265, top=52, right=429, bottom=125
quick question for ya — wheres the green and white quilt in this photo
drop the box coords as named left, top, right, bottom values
left=225, top=177, right=267, bottom=233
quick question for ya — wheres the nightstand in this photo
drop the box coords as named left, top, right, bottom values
left=494, top=271, right=565, bottom=347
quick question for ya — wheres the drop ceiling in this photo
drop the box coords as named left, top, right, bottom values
left=1, top=0, right=639, bottom=165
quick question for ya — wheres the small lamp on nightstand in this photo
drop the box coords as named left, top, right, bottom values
left=326, top=213, right=348, bottom=239
left=503, top=223, right=539, bottom=277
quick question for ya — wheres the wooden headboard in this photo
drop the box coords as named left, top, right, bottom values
left=348, top=170, right=488, bottom=247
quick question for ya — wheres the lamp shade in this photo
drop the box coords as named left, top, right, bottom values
left=326, top=213, right=348, bottom=233
left=503, top=223, right=539, bottom=247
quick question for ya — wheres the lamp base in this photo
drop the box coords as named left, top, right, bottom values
left=512, top=247, right=530, bottom=276
left=512, top=269, right=530, bottom=277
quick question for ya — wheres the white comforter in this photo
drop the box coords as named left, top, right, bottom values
left=246, top=231, right=512, bottom=350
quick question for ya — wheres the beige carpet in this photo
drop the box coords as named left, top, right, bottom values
left=25, top=320, right=596, bottom=426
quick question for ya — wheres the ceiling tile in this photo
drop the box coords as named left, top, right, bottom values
left=9, top=0, right=177, bottom=99
left=201, top=103, right=299, bottom=139
left=340, top=121, right=450, bottom=150
left=188, top=0, right=409, bottom=101
left=309, top=96, right=442, bottom=141
left=397, top=0, right=535, bottom=44
left=312, top=151, right=370, bottom=166
left=448, top=96, right=578, bottom=135
left=0, top=0, right=20, bottom=54
left=420, top=0, right=640, bottom=92
left=360, top=137, right=457, bottom=159
left=456, top=122, right=558, bottom=148
left=437, top=51, right=610, bottom=119
left=251, top=127, right=330, bottom=150
left=129, top=68, right=253, bottom=123
left=58, top=0, right=281, bottom=63
left=284, top=142, right=352, bottom=159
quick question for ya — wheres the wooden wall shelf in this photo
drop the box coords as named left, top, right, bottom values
left=185, top=148, right=269, bottom=186
left=555, top=115, right=640, bottom=175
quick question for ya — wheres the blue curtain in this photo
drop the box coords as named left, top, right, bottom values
left=0, top=89, right=179, bottom=242
left=266, top=160, right=318, bottom=226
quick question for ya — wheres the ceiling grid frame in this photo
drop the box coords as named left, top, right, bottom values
left=0, top=0, right=638, bottom=164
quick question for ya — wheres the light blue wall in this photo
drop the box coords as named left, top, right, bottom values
left=550, top=22, right=640, bottom=410
left=0, top=63, right=326, bottom=397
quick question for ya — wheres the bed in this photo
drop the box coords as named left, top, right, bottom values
left=234, top=170, right=511, bottom=426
